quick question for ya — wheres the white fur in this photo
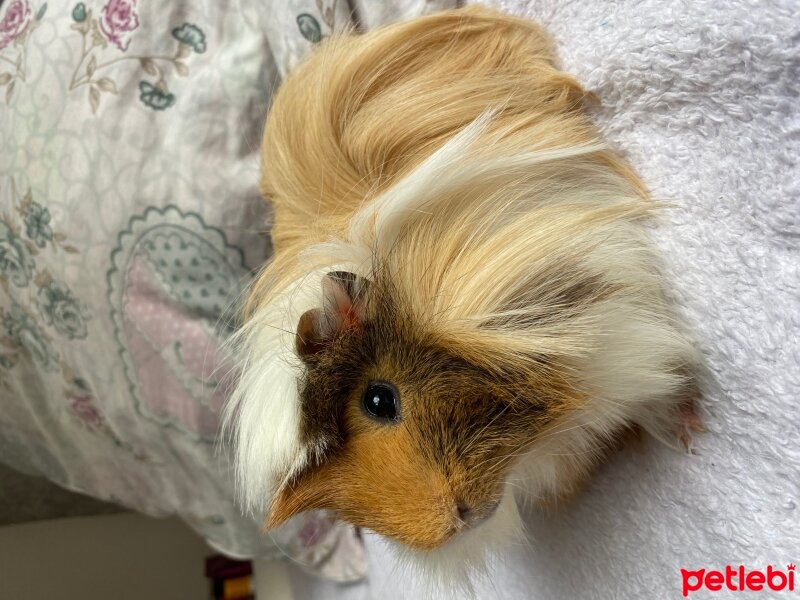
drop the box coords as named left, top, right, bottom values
left=386, top=487, right=526, bottom=598
left=223, top=269, right=326, bottom=516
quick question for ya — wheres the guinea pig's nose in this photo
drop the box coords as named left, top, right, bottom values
left=453, top=498, right=500, bottom=530
left=456, top=501, right=471, bottom=523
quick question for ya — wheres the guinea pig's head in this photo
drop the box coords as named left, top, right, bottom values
left=265, top=270, right=572, bottom=551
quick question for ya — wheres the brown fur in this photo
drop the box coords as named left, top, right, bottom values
left=268, top=269, right=588, bottom=549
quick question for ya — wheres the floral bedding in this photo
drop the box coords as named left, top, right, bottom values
left=0, top=0, right=455, bottom=581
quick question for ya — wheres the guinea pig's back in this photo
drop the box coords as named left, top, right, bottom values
left=258, top=6, right=622, bottom=259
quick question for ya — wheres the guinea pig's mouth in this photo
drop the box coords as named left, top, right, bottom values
left=378, top=496, right=505, bottom=551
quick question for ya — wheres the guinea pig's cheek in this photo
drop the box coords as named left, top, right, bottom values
left=329, top=429, right=461, bottom=550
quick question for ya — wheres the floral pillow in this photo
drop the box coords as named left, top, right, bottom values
left=0, top=0, right=454, bottom=582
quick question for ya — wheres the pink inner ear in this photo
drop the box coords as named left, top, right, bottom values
left=321, top=273, right=366, bottom=334
left=296, top=273, right=367, bottom=360
left=323, top=275, right=355, bottom=321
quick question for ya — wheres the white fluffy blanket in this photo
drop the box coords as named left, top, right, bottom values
left=294, top=0, right=800, bottom=597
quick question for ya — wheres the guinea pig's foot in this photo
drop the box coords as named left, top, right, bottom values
left=677, top=398, right=705, bottom=453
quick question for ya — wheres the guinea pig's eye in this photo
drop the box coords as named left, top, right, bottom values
left=361, top=382, right=400, bottom=422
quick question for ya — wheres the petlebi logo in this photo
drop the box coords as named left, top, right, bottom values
left=681, top=564, right=796, bottom=596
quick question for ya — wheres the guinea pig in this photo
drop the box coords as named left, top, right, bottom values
left=225, top=5, right=703, bottom=560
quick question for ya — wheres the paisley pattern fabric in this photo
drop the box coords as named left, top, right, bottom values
left=0, top=0, right=457, bottom=581
left=106, top=205, right=246, bottom=442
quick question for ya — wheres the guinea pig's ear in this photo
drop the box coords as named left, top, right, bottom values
left=295, top=271, right=368, bottom=360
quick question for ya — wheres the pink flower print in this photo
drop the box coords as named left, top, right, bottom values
left=70, top=395, right=104, bottom=427
left=99, top=0, right=140, bottom=52
left=0, top=0, right=32, bottom=51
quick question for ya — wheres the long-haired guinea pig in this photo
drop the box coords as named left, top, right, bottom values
left=225, top=6, right=703, bottom=559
